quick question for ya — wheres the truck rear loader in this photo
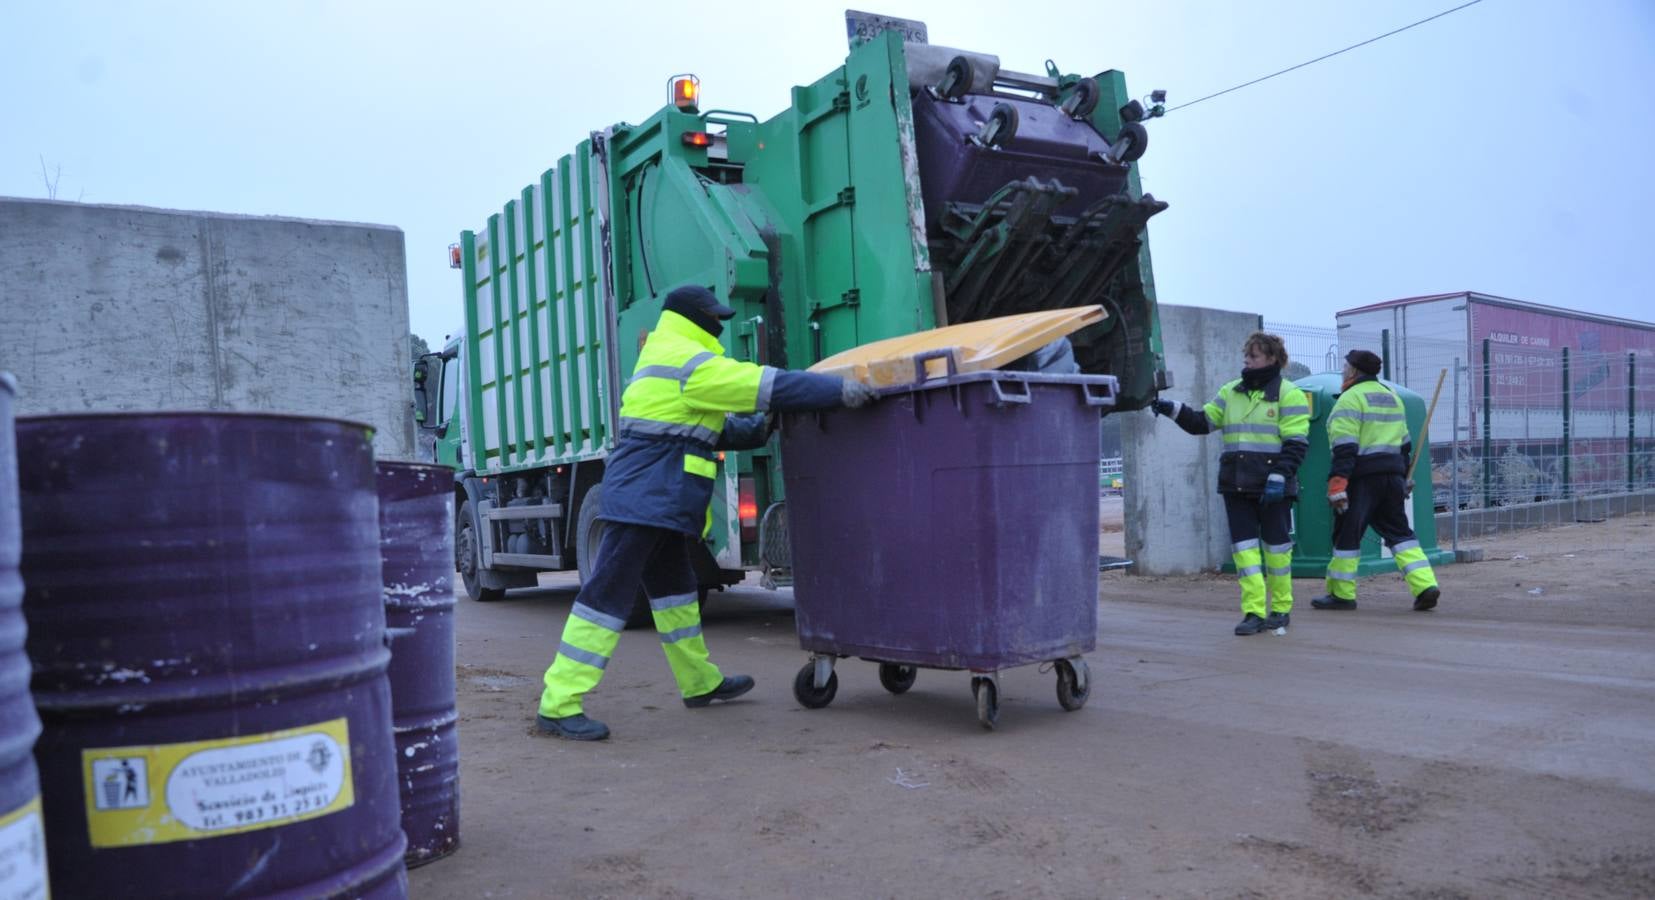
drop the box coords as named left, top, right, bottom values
left=416, top=15, right=1170, bottom=606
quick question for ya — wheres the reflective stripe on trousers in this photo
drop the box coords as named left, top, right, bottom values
left=1325, top=548, right=1360, bottom=601
left=1263, top=541, right=1294, bottom=613
left=538, top=524, right=725, bottom=718
left=1233, top=544, right=1267, bottom=618
left=1390, top=541, right=1439, bottom=598
left=540, top=602, right=625, bottom=718
left=651, top=590, right=723, bottom=699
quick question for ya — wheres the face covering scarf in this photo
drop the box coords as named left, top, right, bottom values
left=1241, top=364, right=1280, bottom=392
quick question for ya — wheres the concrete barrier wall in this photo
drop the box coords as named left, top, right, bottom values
left=0, top=198, right=414, bottom=460
left=1122, top=304, right=1260, bottom=575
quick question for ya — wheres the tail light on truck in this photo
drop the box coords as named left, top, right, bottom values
left=738, top=476, right=759, bottom=544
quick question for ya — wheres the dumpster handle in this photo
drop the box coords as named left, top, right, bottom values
left=990, top=379, right=1032, bottom=405
left=1081, top=381, right=1117, bottom=407
left=911, top=349, right=959, bottom=383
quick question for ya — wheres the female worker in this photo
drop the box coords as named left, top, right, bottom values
left=1150, top=332, right=1311, bottom=635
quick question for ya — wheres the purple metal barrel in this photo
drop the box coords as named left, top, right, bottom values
left=0, top=374, right=51, bottom=898
left=781, top=371, right=1114, bottom=669
left=375, top=461, right=459, bottom=868
left=17, top=412, right=407, bottom=899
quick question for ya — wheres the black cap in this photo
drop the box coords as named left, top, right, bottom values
left=663, top=285, right=736, bottom=321
left=1346, top=349, right=1383, bottom=377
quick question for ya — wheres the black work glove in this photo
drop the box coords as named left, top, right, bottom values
left=1150, top=398, right=1177, bottom=418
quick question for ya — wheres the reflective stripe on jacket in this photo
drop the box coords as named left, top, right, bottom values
left=1327, top=377, right=1411, bottom=480
left=600, top=310, right=771, bottom=535
left=1173, top=373, right=1310, bottom=495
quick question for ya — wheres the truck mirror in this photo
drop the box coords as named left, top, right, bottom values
left=413, top=353, right=442, bottom=430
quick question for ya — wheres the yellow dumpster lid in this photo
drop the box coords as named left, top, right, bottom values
left=809, top=306, right=1106, bottom=387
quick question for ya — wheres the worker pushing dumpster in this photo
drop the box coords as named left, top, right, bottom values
left=418, top=11, right=1168, bottom=620
left=782, top=309, right=1116, bottom=729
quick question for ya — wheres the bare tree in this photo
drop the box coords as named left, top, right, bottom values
left=39, top=156, right=61, bottom=200
left=37, top=156, right=84, bottom=201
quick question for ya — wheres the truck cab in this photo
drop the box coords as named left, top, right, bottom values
left=414, top=336, right=463, bottom=472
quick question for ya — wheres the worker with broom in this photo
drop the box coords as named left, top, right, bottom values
left=1314, top=349, right=1443, bottom=612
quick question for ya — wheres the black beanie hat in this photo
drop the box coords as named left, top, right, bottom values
left=1346, top=349, right=1383, bottom=377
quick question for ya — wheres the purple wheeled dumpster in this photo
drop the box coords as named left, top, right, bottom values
left=780, top=366, right=1116, bottom=729
left=910, top=90, right=1130, bottom=230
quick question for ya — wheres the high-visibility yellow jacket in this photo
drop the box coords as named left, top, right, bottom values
left=600, top=310, right=842, bottom=535
left=1170, top=371, right=1311, bottom=496
left=1327, top=376, right=1411, bottom=480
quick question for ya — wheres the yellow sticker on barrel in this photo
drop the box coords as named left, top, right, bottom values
left=81, top=718, right=354, bottom=848
left=0, top=796, right=50, bottom=899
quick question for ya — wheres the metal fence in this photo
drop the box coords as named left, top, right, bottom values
left=1445, top=342, right=1653, bottom=537
left=1266, top=322, right=1343, bottom=377
left=1099, top=457, right=1124, bottom=495
left=1271, top=320, right=1655, bottom=545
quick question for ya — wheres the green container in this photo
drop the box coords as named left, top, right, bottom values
left=1290, top=373, right=1454, bottom=577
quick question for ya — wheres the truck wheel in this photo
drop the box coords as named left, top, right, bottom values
left=574, top=485, right=605, bottom=585
left=575, top=483, right=652, bottom=628
left=457, top=500, right=505, bottom=602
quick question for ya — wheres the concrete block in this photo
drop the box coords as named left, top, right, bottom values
left=1123, top=304, right=1260, bottom=575
left=0, top=198, right=414, bottom=461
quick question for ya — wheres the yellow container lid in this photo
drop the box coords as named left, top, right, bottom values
left=810, top=306, right=1106, bottom=387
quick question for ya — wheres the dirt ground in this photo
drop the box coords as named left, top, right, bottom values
left=410, top=514, right=1655, bottom=899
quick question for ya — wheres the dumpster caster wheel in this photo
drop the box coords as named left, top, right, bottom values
left=1055, top=658, right=1090, bottom=711
left=972, top=677, right=999, bottom=730
left=793, top=663, right=838, bottom=709
left=878, top=663, right=917, bottom=695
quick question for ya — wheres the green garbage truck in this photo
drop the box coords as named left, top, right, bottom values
left=414, top=13, right=1171, bottom=604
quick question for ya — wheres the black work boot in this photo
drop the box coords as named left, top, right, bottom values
left=1234, top=613, right=1268, bottom=636
left=1262, top=611, right=1291, bottom=630
left=536, top=713, right=610, bottom=741
left=683, top=674, right=755, bottom=708
left=1413, top=586, right=1441, bottom=612
left=1311, top=595, right=1357, bottom=611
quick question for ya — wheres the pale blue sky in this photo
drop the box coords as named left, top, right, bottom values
left=4, top=0, right=1652, bottom=348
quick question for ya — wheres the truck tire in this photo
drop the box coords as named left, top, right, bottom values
left=575, top=483, right=653, bottom=628
left=457, top=500, right=506, bottom=602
